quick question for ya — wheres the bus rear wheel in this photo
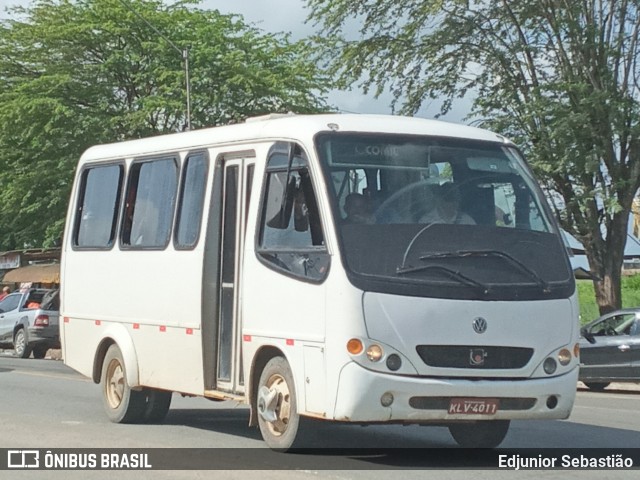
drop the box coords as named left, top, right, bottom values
left=142, top=389, right=172, bottom=423
left=101, top=344, right=145, bottom=423
left=448, top=420, right=510, bottom=448
left=583, top=382, right=610, bottom=391
left=256, top=356, right=300, bottom=451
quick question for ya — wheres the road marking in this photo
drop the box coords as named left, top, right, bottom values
left=16, top=370, right=91, bottom=383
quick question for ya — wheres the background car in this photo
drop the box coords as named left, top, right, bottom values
left=579, top=308, right=640, bottom=391
left=0, top=288, right=60, bottom=358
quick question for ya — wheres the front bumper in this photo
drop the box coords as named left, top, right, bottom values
left=333, top=362, right=578, bottom=422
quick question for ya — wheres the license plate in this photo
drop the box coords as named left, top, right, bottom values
left=448, top=398, right=500, bottom=415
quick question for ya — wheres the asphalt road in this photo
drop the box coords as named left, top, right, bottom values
left=0, top=355, right=639, bottom=479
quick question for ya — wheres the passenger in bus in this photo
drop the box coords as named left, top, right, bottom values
left=343, top=193, right=375, bottom=224
left=421, top=183, right=475, bottom=225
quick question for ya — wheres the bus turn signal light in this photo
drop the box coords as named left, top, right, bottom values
left=347, top=338, right=364, bottom=355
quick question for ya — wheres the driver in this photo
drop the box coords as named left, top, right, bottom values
left=421, top=183, right=475, bottom=225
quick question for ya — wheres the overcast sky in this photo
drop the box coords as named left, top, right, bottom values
left=0, top=0, right=472, bottom=121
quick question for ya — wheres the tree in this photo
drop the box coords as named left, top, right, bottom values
left=308, top=0, right=640, bottom=314
left=0, top=0, right=332, bottom=249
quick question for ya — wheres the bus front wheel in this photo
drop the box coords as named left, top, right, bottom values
left=448, top=420, right=510, bottom=448
left=256, top=356, right=300, bottom=451
left=101, top=344, right=145, bottom=423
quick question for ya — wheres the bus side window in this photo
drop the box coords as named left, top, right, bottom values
left=260, top=169, right=323, bottom=249
left=174, top=152, right=208, bottom=249
left=73, top=164, right=123, bottom=249
left=121, top=158, right=178, bottom=249
left=257, top=144, right=329, bottom=281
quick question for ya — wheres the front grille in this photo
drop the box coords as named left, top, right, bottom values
left=416, top=345, right=533, bottom=369
left=409, top=396, right=537, bottom=411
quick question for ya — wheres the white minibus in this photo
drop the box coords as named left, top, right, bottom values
left=61, top=113, right=580, bottom=449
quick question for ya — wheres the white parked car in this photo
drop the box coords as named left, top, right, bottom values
left=0, top=288, right=60, bottom=358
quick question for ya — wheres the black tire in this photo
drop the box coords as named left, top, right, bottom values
left=32, top=345, right=49, bottom=359
left=13, top=329, right=32, bottom=359
left=449, top=420, right=510, bottom=448
left=584, top=382, right=610, bottom=391
left=101, top=344, right=145, bottom=423
left=142, top=389, right=172, bottom=423
left=256, top=356, right=300, bottom=451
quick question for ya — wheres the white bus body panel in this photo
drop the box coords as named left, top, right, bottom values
left=60, top=114, right=578, bottom=426
left=333, top=363, right=578, bottom=422
left=325, top=292, right=580, bottom=422
left=62, top=138, right=217, bottom=396
left=363, top=293, right=576, bottom=378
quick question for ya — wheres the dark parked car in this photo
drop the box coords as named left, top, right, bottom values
left=579, top=308, right=640, bottom=391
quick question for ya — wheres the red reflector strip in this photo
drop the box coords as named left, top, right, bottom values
left=159, top=326, right=166, bottom=332
left=286, top=339, right=294, bottom=346
left=243, top=335, right=252, bottom=342
left=95, top=320, right=101, bottom=326
left=133, top=324, right=140, bottom=330
left=64, top=317, right=69, bottom=323
left=186, top=328, right=193, bottom=335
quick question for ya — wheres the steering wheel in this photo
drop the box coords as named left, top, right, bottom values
left=605, top=326, right=617, bottom=336
left=375, top=180, right=435, bottom=222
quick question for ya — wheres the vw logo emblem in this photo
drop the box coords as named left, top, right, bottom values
left=473, top=317, right=488, bottom=334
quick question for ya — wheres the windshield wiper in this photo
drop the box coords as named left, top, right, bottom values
left=419, top=250, right=550, bottom=293
left=396, top=264, right=490, bottom=294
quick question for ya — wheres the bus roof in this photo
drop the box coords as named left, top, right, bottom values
left=79, top=113, right=512, bottom=163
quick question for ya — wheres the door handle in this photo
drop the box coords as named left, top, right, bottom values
left=618, top=344, right=630, bottom=352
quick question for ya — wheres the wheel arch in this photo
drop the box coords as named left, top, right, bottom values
left=12, top=317, right=30, bottom=337
left=92, top=324, right=139, bottom=387
left=11, top=319, right=29, bottom=343
left=248, top=345, right=288, bottom=427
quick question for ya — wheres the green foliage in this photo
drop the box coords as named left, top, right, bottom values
left=578, top=276, right=640, bottom=325
left=577, top=280, right=600, bottom=325
left=621, top=275, right=640, bottom=310
left=0, top=0, right=333, bottom=248
left=308, top=0, right=640, bottom=312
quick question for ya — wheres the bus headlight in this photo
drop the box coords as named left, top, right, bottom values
left=543, top=357, right=557, bottom=374
left=386, top=354, right=402, bottom=371
left=558, top=349, right=571, bottom=366
left=366, top=344, right=384, bottom=362
left=345, top=338, right=418, bottom=375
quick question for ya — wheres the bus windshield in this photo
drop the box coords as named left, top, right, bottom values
left=315, top=132, right=574, bottom=301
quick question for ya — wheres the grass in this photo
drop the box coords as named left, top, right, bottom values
left=577, top=275, right=640, bottom=325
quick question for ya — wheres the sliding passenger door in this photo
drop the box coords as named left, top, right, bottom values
left=215, top=156, right=254, bottom=393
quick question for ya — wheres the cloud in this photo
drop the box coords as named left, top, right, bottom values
left=1, top=0, right=473, bottom=120
left=203, top=0, right=311, bottom=39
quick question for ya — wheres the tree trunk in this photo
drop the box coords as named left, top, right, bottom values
left=592, top=269, right=621, bottom=315
left=584, top=211, right=628, bottom=315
